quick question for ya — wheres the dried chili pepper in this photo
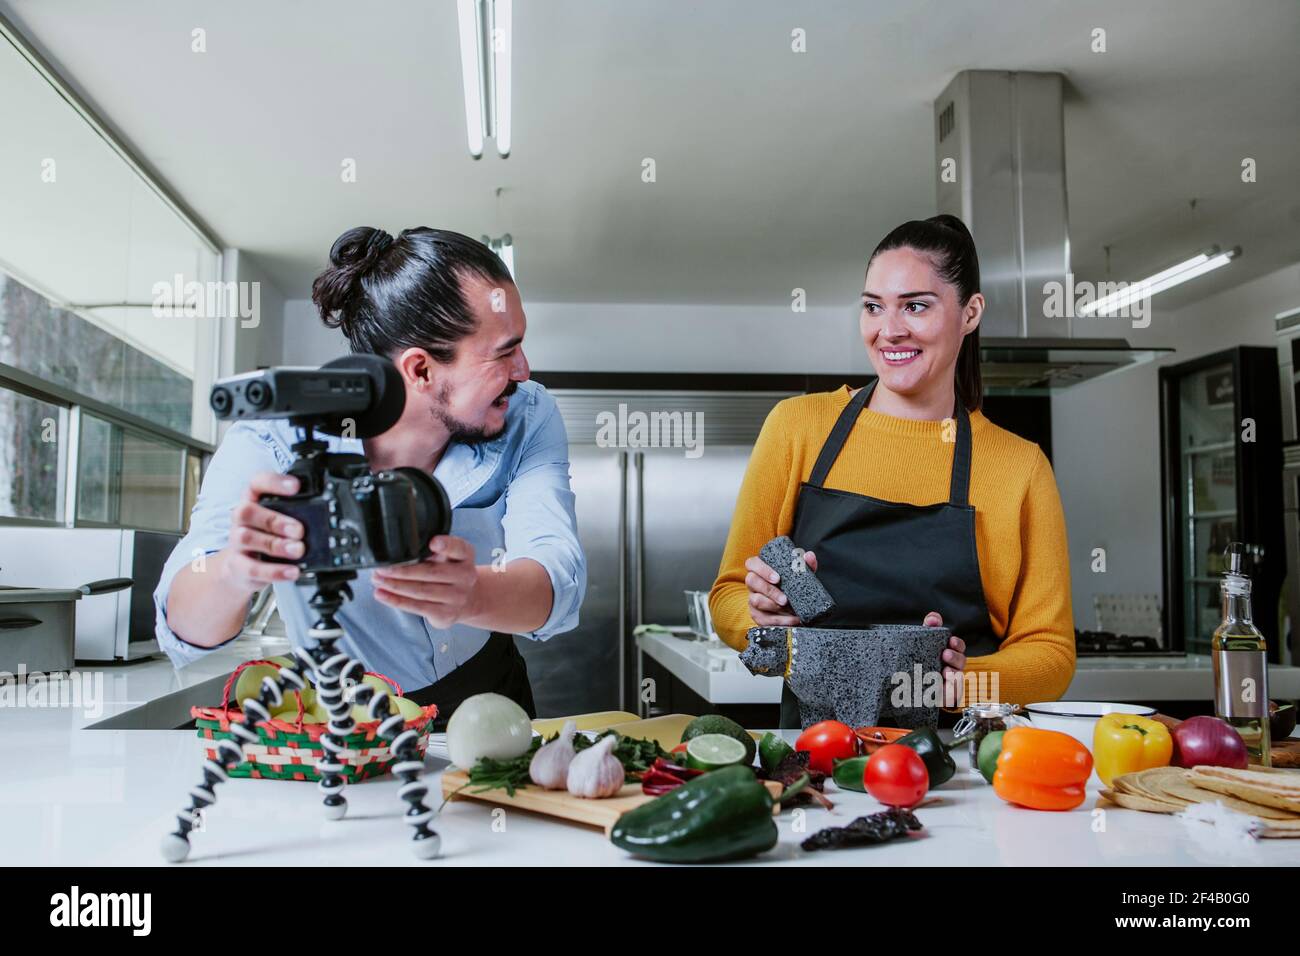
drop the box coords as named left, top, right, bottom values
left=800, top=807, right=923, bottom=851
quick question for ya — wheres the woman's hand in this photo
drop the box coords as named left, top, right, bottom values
left=925, top=611, right=968, bottom=707
left=744, top=550, right=818, bottom=627
left=372, top=534, right=480, bottom=629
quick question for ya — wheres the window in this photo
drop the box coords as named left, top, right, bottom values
left=0, top=22, right=217, bottom=530
left=0, top=387, right=66, bottom=522
left=0, top=275, right=193, bottom=434
left=74, top=412, right=193, bottom=533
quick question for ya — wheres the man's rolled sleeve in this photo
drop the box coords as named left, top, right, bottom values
left=500, top=395, right=587, bottom=641
left=153, top=423, right=286, bottom=668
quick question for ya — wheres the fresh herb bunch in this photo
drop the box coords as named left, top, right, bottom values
left=465, top=736, right=542, bottom=797
left=464, top=730, right=674, bottom=797
left=576, top=730, right=673, bottom=777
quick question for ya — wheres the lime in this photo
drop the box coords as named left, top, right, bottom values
left=685, top=733, right=749, bottom=771
left=682, top=714, right=757, bottom=765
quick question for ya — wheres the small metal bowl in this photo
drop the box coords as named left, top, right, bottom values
left=853, top=726, right=911, bottom=753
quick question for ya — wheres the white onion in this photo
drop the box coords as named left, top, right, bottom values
left=446, top=692, right=533, bottom=769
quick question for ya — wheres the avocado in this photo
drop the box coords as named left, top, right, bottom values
left=682, top=714, right=756, bottom=766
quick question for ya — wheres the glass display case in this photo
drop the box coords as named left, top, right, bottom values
left=1160, top=347, right=1283, bottom=658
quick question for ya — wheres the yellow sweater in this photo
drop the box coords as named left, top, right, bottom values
left=709, top=386, right=1075, bottom=705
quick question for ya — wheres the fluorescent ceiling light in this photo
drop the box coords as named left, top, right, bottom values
left=1079, top=246, right=1240, bottom=317
left=499, top=236, right=514, bottom=276
left=493, top=0, right=511, bottom=157
left=455, top=0, right=484, bottom=159
left=457, top=0, right=511, bottom=159
left=482, top=233, right=514, bottom=278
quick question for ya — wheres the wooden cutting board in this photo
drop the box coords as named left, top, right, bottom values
left=440, top=769, right=781, bottom=835
left=532, top=713, right=763, bottom=752
left=443, top=713, right=774, bottom=834
left=530, top=711, right=640, bottom=737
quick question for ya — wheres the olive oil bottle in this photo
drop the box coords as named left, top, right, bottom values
left=1211, top=543, right=1270, bottom=765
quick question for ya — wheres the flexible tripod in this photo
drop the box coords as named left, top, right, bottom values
left=160, top=572, right=441, bottom=862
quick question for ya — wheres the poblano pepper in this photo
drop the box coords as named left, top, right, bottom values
left=832, top=754, right=871, bottom=792
left=610, top=764, right=804, bottom=864
left=894, top=728, right=973, bottom=788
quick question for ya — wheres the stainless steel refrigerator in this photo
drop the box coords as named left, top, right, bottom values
left=1158, top=346, right=1284, bottom=658
left=513, top=389, right=794, bottom=717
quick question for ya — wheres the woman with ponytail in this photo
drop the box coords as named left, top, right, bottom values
left=711, top=215, right=1074, bottom=725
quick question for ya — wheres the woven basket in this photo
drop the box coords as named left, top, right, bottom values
left=191, top=659, right=438, bottom=782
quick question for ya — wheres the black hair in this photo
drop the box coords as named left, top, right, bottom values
left=311, top=226, right=513, bottom=362
left=867, top=213, right=983, bottom=412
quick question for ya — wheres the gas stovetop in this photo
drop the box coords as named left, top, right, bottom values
left=1074, top=630, right=1186, bottom=657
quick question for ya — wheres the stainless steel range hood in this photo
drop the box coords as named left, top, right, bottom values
left=934, top=70, right=1170, bottom=392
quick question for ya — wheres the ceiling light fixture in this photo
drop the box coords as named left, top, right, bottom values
left=1079, top=245, right=1241, bottom=317
left=482, top=233, right=514, bottom=277
left=456, top=0, right=511, bottom=159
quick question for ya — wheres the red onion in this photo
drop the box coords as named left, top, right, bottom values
left=1171, top=716, right=1249, bottom=769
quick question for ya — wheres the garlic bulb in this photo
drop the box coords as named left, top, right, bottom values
left=566, top=733, right=625, bottom=799
left=529, top=720, right=578, bottom=789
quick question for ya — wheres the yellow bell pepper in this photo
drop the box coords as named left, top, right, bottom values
left=1092, top=713, right=1173, bottom=786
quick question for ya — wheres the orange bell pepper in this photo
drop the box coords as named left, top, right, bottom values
left=1092, top=713, right=1173, bottom=786
left=992, top=726, right=1093, bottom=811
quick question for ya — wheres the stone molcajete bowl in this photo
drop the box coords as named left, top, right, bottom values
left=740, top=624, right=951, bottom=731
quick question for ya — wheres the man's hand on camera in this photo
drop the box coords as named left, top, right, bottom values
left=372, top=535, right=479, bottom=629
left=219, top=471, right=304, bottom=592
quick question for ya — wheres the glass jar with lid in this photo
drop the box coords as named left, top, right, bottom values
left=952, top=702, right=1021, bottom=775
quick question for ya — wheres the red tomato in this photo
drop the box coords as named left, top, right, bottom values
left=795, top=720, right=858, bottom=775
left=864, top=744, right=929, bottom=807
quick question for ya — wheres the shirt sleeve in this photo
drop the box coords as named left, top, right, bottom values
left=709, top=400, right=798, bottom=651
left=964, top=449, right=1076, bottom=704
left=500, top=391, right=587, bottom=641
left=153, top=423, right=289, bottom=668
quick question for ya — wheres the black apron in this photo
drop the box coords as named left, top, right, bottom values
left=406, top=632, right=536, bottom=731
left=779, top=381, right=997, bottom=728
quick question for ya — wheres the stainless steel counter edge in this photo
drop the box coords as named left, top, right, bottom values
left=636, top=631, right=1300, bottom=705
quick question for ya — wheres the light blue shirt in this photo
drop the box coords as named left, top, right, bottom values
left=153, top=380, right=586, bottom=693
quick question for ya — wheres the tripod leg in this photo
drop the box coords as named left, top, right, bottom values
left=354, top=686, right=441, bottom=859
left=306, top=626, right=364, bottom=821
left=160, top=659, right=311, bottom=863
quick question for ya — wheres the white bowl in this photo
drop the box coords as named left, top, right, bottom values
left=1023, top=701, right=1157, bottom=786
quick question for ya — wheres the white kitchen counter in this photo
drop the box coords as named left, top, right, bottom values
left=3, top=646, right=1300, bottom=866
left=637, top=631, right=1300, bottom=705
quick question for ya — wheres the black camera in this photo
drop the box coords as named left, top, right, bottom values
left=210, top=354, right=451, bottom=575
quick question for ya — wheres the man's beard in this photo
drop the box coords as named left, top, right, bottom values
left=433, top=380, right=518, bottom=445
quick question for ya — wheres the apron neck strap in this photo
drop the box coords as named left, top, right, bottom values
left=807, top=380, right=973, bottom=507
left=808, top=383, right=873, bottom=487
left=948, top=397, right=972, bottom=507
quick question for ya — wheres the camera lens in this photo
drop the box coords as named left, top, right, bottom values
left=245, top=380, right=271, bottom=409
left=393, top=467, right=452, bottom=543
left=209, top=387, right=232, bottom=415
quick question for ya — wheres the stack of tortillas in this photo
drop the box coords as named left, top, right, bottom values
left=1100, top=765, right=1300, bottom=837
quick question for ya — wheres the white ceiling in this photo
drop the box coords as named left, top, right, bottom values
left=4, top=0, right=1299, bottom=313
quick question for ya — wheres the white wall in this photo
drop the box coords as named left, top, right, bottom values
left=225, top=250, right=285, bottom=374
left=210, top=250, right=285, bottom=442
left=282, top=297, right=342, bottom=366
left=1053, top=261, right=1300, bottom=630
left=282, top=298, right=872, bottom=375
